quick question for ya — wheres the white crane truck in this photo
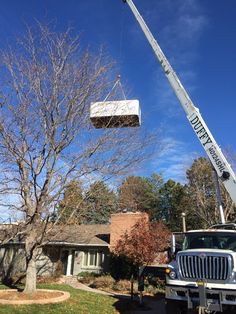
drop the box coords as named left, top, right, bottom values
left=122, top=0, right=236, bottom=313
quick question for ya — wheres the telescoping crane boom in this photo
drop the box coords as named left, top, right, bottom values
left=122, top=0, right=236, bottom=208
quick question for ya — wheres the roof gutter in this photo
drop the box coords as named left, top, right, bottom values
left=0, top=241, right=109, bottom=247
left=48, top=241, right=109, bottom=247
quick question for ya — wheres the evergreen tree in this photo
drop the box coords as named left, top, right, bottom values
left=145, top=173, right=164, bottom=220
left=85, top=181, right=117, bottom=224
left=57, top=180, right=85, bottom=224
left=159, top=179, right=186, bottom=231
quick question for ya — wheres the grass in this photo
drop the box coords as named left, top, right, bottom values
left=0, top=283, right=133, bottom=314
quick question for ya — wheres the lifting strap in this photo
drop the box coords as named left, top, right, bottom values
left=103, top=74, right=127, bottom=102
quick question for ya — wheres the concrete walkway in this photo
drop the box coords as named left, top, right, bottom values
left=68, top=280, right=113, bottom=296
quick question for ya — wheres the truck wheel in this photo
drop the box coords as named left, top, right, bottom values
left=165, top=299, right=187, bottom=314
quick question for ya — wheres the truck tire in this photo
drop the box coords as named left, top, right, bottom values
left=165, top=299, right=187, bottom=314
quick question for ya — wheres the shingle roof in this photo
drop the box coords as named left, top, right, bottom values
left=49, top=224, right=110, bottom=246
left=0, top=223, right=110, bottom=246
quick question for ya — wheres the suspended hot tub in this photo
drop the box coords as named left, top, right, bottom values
left=90, top=99, right=141, bottom=128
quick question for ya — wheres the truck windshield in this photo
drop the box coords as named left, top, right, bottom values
left=182, top=232, right=236, bottom=251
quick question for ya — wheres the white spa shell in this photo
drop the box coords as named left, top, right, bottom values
left=90, top=99, right=141, bottom=128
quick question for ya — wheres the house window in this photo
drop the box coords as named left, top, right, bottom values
left=83, top=250, right=104, bottom=268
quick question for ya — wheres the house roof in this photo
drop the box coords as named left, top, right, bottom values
left=49, top=224, right=110, bottom=246
left=0, top=223, right=110, bottom=247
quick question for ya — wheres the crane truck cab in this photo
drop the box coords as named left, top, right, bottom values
left=166, top=225, right=236, bottom=313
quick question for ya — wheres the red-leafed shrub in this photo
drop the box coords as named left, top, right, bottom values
left=113, top=219, right=170, bottom=266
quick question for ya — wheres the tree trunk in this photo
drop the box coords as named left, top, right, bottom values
left=24, top=233, right=38, bottom=294
left=24, top=255, right=37, bottom=294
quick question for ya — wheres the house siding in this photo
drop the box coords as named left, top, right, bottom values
left=73, top=246, right=110, bottom=275
left=0, top=244, right=110, bottom=279
left=0, top=245, right=60, bottom=278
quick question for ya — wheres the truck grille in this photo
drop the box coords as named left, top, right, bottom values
left=178, top=253, right=231, bottom=281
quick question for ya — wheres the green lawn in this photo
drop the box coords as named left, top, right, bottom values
left=0, top=283, right=132, bottom=314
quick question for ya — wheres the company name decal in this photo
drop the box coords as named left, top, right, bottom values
left=189, top=113, right=225, bottom=173
left=189, top=114, right=212, bottom=147
left=208, top=145, right=225, bottom=173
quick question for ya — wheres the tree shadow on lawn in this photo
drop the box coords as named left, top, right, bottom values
left=0, top=278, right=24, bottom=293
left=112, top=292, right=165, bottom=313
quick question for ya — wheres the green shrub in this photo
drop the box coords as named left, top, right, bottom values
left=78, top=271, right=98, bottom=278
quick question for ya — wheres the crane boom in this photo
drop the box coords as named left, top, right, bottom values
left=123, top=0, right=236, bottom=206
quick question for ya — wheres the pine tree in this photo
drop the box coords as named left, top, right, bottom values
left=58, top=180, right=86, bottom=224
left=85, top=181, right=117, bottom=224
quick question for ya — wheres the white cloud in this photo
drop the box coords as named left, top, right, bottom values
left=134, top=0, right=209, bottom=118
left=151, top=137, right=199, bottom=182
left=151, top=67, right=198, bottom=118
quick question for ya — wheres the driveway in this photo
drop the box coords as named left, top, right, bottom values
left=128, top=295, right=165, bottom=313
left=124, top=295, right=227, bottom=314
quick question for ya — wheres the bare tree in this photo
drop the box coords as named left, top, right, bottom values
left=0, top=23, right=158, bottom=293
left=186, top=157, right=236, bottom=228
left=225, top=146, right=236, bottom=172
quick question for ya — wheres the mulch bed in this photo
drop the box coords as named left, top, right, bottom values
left=0, top=290, right=63, bottom=301
left=0, top=289, right=70, bottom=305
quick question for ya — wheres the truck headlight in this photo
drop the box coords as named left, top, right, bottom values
left=169, top=270, right=177, bottom=279
left=166, top=267, right=177, bottom=279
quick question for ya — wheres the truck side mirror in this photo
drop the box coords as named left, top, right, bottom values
left=169, top=233, right=184, bottom=261
left=171, top=233, right=176, bottom=255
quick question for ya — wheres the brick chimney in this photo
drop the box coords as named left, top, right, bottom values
left=110, top=211, right=149, bottom=250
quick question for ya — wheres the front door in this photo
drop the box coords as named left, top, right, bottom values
left=61, top=250, right=69, bottom=275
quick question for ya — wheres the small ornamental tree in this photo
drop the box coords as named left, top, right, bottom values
left=113, top=219, right=170, bottom=267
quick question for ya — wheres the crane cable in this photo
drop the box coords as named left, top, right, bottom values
left=103, top=74, right=126, bottom=102
left=118, top=3, right=125, bottom=73
left=103, top=6, right=127, bottom=102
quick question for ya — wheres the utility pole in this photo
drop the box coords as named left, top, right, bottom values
left=182, top=212, right=186, bottom=232
left=213, top=168, right=225, bottom=224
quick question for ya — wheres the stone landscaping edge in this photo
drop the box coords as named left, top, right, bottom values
left=0, top=289, right=70, bottom=305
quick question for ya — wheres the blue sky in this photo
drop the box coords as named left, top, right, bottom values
left=0, top=0, right=236, bottom=183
